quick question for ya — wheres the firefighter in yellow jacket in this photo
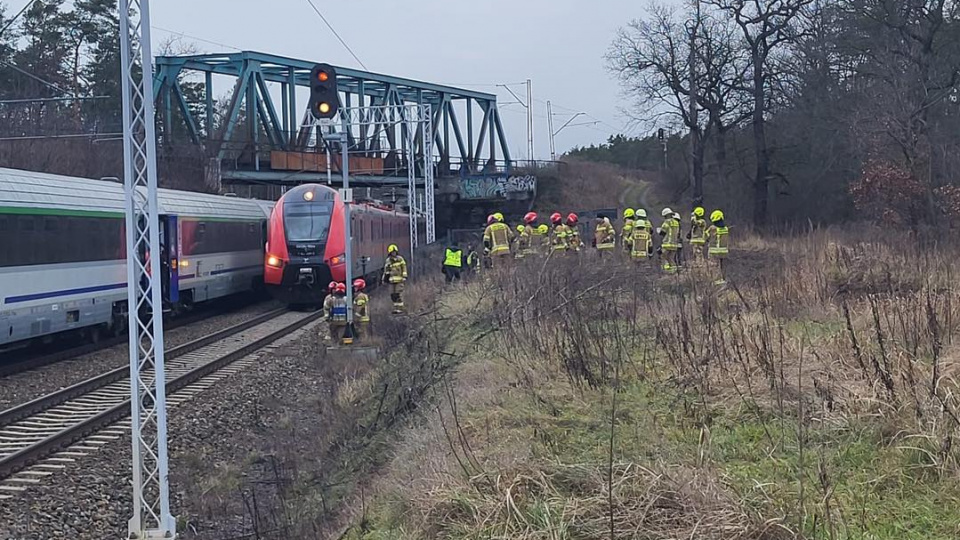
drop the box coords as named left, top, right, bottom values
left=549, top=212, right=568, bottom=252
left=687, top=206, right=707, bottom=264
left=483, top=212, right=513, bottom=266
left=519, top=212, right=538, bottom=258
left=352, top=278, right=370, bottom=337
left=594, top=215, right=616, bottom=255
left=566, top=213, right=583, bottom=252
left=620, top=208, right=635, bottom=255
left=657, top=207, right=681, bottom=273
left=323, top=282, right=348, bottom=341
left=382, top=244, right=408, bottom=313
left=706, top=209, right=729, bottom=285
left=631, top=209, right=654, bottom=261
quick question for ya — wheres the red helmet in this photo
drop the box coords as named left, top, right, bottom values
left=328, top=281, right=338, bottom=292
left=523, top=211, right=538, bottom=224
left=334, top=282, right=347, bottom=294
left=487, top=214, right=496, bottom=225
left=353, top=278, right=366, bottom=291
left=566, top=213, right=578, bottom=225
left=550, top=212, right=563, bottom=225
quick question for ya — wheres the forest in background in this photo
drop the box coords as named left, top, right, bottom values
left=569, top=0, right=960, bottom=230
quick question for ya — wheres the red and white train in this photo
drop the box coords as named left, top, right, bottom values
left=264, top=183, right=411, bottom=305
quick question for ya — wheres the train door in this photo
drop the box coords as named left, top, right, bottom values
left=162, top=215, right=179, bottom=304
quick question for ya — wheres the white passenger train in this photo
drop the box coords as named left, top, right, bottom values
left=0, top=168, right=272, bottom=348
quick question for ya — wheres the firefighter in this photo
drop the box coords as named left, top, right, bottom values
left=550, top=212, right=569, bottom=252
left=442, top=240, right=464, bottom=282
left=706, top=209, right=729, bottom=285
left=566, top=213, right=583, bottom=252
left=323, top=282, right=348, bottom=342
left=353, top=278, right=370, bottom=337
left=465, top=244, right=481, bottom=275
left=482, top=212, right=513, bottom=266
left=594, top=215, right=616, bottom=254
left=631, top=209, right=654, bottom=261
left=536, top=224, right=550, bottom=252
left=657, top=208, right=681, bottom=273
left=520, top=212, right=538, bottom=257
left=688, top=206, right=707, bottom=264
left=620, top=208, right=635, bottom=254
left=382, top=244, right=408, bottom=313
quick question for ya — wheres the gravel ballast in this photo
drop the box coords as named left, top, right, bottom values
left=0, top=321, right=336, bottom=540
left=0, top=300, right=280, bottom=411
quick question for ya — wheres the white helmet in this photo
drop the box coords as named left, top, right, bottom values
left=661, top=207, right=673, bottom=217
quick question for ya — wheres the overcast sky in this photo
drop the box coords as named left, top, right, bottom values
left=150, top=0, right=642, bottom=160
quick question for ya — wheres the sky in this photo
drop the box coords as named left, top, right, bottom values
left=148, top=0, right=642, bottom=160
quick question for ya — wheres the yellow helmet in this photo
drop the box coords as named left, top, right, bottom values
left=537, top=224, right=549, bottom=234
left=516, top=224, right=525, bottom=233
left=693, top=206, right=705, bottom=217
left=710, top=210, right=724, bottom=223
left=623, top=208, right=635, bottom=219
left=493, top=212, right=504, bottom=222
left=388, top=244, right=399, bottom=254
left=636, top=209, right=647, bottom=218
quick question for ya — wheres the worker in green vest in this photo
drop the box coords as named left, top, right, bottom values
left=442, top=240, right=465, bottom=283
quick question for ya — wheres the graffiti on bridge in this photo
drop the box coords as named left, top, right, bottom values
left=459, top=174, right=537, bottom=200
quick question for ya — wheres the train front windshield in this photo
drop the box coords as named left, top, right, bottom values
left=283, top=201, right=334, bottom=242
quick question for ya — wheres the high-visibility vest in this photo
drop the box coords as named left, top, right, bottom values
left=444, top=248, right=463, bottom=268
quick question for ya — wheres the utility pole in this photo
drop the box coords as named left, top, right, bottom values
left=526, top=79, right=534, bottom=165
left=325, top=119, right=354, bottom=344
left=119, top=0, right=175, bottom=537
left=498, top=81, right=535, bottom=165
left=546, top=100, right=556, bottom=161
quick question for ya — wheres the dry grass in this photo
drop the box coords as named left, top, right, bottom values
left=343, top=227, right=960, bottom=540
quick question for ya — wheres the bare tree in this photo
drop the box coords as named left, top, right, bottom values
left=705, top=0, right=813, bottom=226
left=607, top=2, right=750, bottom=202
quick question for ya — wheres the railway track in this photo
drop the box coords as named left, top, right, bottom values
left=0, top=308, right=322, bottom=497
left=0, top=298, right=270, bottom=378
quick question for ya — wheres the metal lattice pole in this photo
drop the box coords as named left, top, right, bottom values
left=422, top=104, right=436, bottom=244
left=119, top=0, right=176, bottom=537
left=404, top=107, right=418, bottom=251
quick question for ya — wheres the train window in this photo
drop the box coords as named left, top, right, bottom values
left=0, top=212, right=124, bottom=268
left=283, top=201, right=333, bottom=243
left=180, top=219, right=263, bottom=255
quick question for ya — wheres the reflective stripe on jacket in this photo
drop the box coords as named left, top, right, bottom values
left=707, top=225, right=729, bottom=256
left=384, top=255, right=408, bottom=283
left=483, top=223, right=513, bottom=254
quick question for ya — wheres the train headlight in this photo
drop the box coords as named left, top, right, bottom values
left=329, top=253, right=346, bottom=265
left=303, top=191, right=314, bottom=201
left=267, top=255, right=282, bottom=268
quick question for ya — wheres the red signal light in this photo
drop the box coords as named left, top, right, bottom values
left=318, top=71, right=329, bottom=82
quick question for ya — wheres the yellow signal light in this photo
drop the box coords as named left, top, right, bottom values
left=318, top=103, right=331, bottom=114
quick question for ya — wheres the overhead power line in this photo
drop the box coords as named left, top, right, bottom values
left=0, top=0, right=40, bottom=37
left=302, top=0, right=368, bottom=70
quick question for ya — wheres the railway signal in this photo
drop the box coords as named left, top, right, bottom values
left=309, top=63, right=339, bottom=119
